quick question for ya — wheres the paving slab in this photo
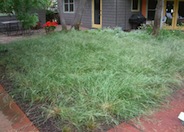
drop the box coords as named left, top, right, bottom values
left=0, top=85, right=39, bottom=132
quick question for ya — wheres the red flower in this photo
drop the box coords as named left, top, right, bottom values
left=43, top=21, right=58, bottom=33
left=52, top=22, right=58, bottom=26
left=43, top=21, right=58, bottom=27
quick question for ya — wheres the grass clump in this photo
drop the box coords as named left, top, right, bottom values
left=1, top=29, right=184, bottom=131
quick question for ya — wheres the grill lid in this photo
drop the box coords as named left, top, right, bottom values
left=129, top=14, right=146, bottom=24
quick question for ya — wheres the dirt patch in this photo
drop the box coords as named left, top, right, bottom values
left=0, top=29, right=45, bottom=44
left=0, top=25, right=88, bottom=44
left=0, top=34, right=23, bottom=44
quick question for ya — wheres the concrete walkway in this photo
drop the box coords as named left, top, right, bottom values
left=0, top=85, right=38, bottom=132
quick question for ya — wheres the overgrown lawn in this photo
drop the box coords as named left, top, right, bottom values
left=1, top=29, right=184, bottom=131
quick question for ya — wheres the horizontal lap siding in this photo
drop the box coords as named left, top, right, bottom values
left=81, top=0, right=92, bottom=28
left=102, top=0, right=116, bottom=27
left=117, top=0, right=132, bottom=30
left=61, top=0, right=77, bottom=25
left=62, top=0, right=117, bottom=28
left=61, top=0, right=91, bottom=28
left=61, top=0, right=136, bottom=29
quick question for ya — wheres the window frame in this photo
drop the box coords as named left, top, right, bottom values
left=63, top=0, right=75, bottom=13
left=147, top=0, right=157, bottom=20
left=131, top=0, right=140, bottom=12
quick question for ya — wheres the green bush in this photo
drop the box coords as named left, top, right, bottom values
left=139, top=24, right=153, bottom=34
left=17, top=13, right=38, bottom=29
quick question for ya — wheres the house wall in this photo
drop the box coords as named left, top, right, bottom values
left=61, top=0, right=119, bottom=28
left=117, top=0, right=128, bottom=30
left=36, top=10, right=46, bottom=25
left=60, top=0, right=76, bottom=25
left=117, top=0, right=142, bottom=30
left=61, top=0, right=142, bottom=30
left=81, top=0, right=92, bottom=28
left=102, top=0, right=116, bottom=27
left=60, top=0, right=92, bottom=28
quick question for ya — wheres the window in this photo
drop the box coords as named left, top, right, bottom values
left=131, top=0, right=140, bottom=12
left=63, top=0, right=75, bottom=13
left=147, top=0, right=157, bottom=20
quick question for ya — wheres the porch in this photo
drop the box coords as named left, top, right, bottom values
left=141, top=0, right=184, bottom=30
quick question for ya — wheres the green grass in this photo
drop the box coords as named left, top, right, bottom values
left=1, top=29, right=184, bottom=131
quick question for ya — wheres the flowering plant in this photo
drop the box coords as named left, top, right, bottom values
left=43, top=21, right=58, bottom=33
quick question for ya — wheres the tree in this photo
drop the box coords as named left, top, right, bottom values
left=71, top=0, right=87, bottom=30
left=57, top=0, right=67, bottom=31
left=0, top=0, right=48, bottom=29
left=152, top=0, right=164, bottom=36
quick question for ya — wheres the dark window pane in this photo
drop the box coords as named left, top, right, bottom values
left=148, top=0, right=157, bottom=9
left=179, top=1, right=184, bottom=17
left=70, top=0, right=73, bottom=3
left=70, top=4, right=74, bottom=12
left=94, top=0, right=100, bottom=24
left=64, top=0, right=68, bottom=4
left=65, top=4, right=68, bottom=11
left=177, top=1, right=184, bottom=26
left=147, top=0, right=157, bottom=20
left=132, top=0, right=138, bottom=10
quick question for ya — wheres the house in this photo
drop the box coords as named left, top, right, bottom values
left=142, top=0, right=184, bottom=30
left=61, top=0, right=184, bottom=30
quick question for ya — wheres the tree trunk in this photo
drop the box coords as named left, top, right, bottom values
left=71, top=0, right=87, bottom=30
left=152, top=0, right=164, bottom=36
left=57, top=0, right=67, bottom=31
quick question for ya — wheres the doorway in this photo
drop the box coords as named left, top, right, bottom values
left=92, top=0, right=102, bottom=28
left=164, top=0, right=184, bottom=30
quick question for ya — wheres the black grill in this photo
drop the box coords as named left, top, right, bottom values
left=129, top=14, right=146, bottom=29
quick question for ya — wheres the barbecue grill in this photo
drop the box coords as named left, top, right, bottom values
left=129, top=14, right=146, bottom=29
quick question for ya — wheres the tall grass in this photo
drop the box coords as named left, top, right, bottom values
left=1, top=29, right=184, bottom=131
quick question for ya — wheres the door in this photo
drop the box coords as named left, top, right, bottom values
left=163, top=0, right=184, bottom=30
left=163, top=0, right=176, bottom=29
left=147, top=0, right=157, bottom=20
left=92, top=0, right=102, bottom=28
left=177, top=0, right=184, bottom=29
